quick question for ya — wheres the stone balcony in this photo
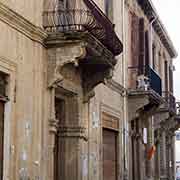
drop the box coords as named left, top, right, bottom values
left=159, top=91, right=176, bottom=115
left=43, top=0, right=123, bottom=97
left=127, top=65, right=164, bottom=120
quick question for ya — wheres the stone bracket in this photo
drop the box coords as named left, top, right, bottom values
left=47, top=42, right=86, bottom=89
left=46, top=33, right=117, bottom=101
left=128, top=95, right=149, bottom=121
left=83, top=68, right=113, bottom=102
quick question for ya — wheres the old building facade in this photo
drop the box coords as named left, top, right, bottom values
left=125, top=1, right=180, bottom=180
left=0, top=0, right=179, bottom=180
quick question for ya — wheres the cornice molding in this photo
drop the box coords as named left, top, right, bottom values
left=0, top=2, right=47, bottom=44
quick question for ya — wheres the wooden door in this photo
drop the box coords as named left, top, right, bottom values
left=103, top=129, right=117, bottom=180
left=0, top=101, right=4, bottom=180
left=54, top=98, right=65, bottom=180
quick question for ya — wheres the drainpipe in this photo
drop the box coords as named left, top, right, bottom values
left=147, top=16, right=157, bottom=180
left=149, top=16, right=157, bottom=67
left=122, top=0, right=128, bottom=180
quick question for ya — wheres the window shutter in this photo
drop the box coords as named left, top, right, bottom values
left=164, top=61, right=168, bottom=92
left=131, top=13, right=139, bottom=68
left=169, top=66, right=173, bottom=93
left=145, top=31, right=150, bottom=75
left=138, top=18, right=145, bottom=75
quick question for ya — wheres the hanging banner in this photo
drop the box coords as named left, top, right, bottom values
left=147, top=145, right=156, bottom=160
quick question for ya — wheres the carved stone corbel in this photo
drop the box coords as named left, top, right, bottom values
left=47, top=43, right=86, bottom=89
left=83, top=68, right=113, bottom=102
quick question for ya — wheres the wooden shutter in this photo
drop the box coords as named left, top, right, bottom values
left=164, top=61, right=168, bottom=92
left=130, top=13, right=139, bottom=67
left=103, top=129, right=117, bottom=180
left=129, top=13, right=140, bottom=89
left=54, top=98, right=65, bottom=180
left=138, top=18, right=145, bottom=75
left=145, top=31, right=150, bottom=75
left=169, top=66, right=173, bottom=93
left=152, top=45, right=156, bottom=70
left=0, top=102, right=4, bottom=180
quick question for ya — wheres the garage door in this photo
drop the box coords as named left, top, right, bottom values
left=103, top=129, right=117, bottom=180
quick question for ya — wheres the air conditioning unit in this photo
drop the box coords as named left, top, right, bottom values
left=137, top=75, right=150, bottom=91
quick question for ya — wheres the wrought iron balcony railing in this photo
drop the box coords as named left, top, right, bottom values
left=162, top=91, right=176, bottom=113
left=128, top=65, right=162, bottom=96
left=43, top=0, right=122, bottom=56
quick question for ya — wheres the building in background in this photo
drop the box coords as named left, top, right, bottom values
left=0, top=0, right=179, bottom=180
left=125, top=1, right=179, bottom=180
left=176, top=130, right=180, bottom=175
left=176, top=131, right=180, bottom=141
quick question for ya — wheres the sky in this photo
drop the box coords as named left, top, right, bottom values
left=151, top=0, right=180, bottom=161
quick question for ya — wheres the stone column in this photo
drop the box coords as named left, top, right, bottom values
left=167, top=132, right=176, bottom=180
left=146, top=116, right=154, bottom=180
left=171, top=134, right=176, bottom=180
left=154, top=130, right=160, bottom=180
left=137, top=118, right=145, bottom=180
left=165, top=134, right=170, bottom=179
left=160, top=130, right=167, bottom=180
left=48, top=87, right=59, bottom=180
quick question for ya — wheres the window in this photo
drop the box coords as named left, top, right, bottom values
left=0, top=72, right=7, bottom=97
left=152, top=44, right=156, bottom=70
left=164, top=60, right=169, bottom=92
left=169, top=65, right=173, bottom=93
left=158, top=51, right=162, bottom=76
left=104, top=0, right=113, bottom=22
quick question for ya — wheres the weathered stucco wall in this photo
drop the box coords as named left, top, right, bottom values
left=0, top=10, right=45, bottom=179
left=88, top=84, right=124, bottom=180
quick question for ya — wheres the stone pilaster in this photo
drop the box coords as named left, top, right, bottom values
left=160, top=130, right=167, bottom=180
left=146, top=116, right=154, bottom=180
